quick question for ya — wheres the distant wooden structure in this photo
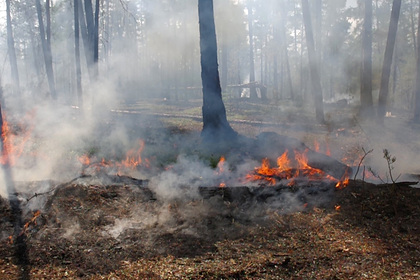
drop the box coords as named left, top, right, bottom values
left=227, top=81, right=267, bottom=100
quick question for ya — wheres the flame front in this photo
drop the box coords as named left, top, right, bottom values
left=247, top=149, right=349, bottom=186
left=0, top=113, right=34, bottom=166
left=79, top=139, right=150, bottom=175
left=120, top=139, right=148, bottom=169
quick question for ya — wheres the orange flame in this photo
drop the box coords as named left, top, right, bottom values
left=79, top=139, right=150, bottom=174
left=217, top=156, right=226, bottom=173
left=1, top=119, right=12, bottom=165
left=78, top=154, right=91, bottom=165
left=0, top=112, right=34, bottom=166
left=335, top=168, right=351, bottom=189
left=247, top=148, right=349, bottom=187
left=314, top=140, right=320, bottom=152
left=120, top=139, right=146, bottom=169
left=9, top=210, right=41, bottom=243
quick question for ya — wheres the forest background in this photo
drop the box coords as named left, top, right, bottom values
left=0, top=0, right=418, bottom=118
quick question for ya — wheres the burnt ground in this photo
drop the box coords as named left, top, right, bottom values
left=0, top=176, right=419, bottom=279
left=0, top=99, right=419, bottom=279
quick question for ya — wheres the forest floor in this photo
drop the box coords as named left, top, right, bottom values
left=0, top=97, right=419, bottom=279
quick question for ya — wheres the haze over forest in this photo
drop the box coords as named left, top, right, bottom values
left=0, top=0, right=418, bottom=115
left=0, top=0, right=419, bottom=191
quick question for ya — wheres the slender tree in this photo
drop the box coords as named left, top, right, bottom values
left=94, top=0, right=100, bottom=77
left=74, top=0, right=83, bottom=108
left=6, top=0, right=20, bottom=96
left=78, top=0, right=91, bottom=74
left=46, top=0, right=51, bottom=45
left=81, top=0, right=99, bottom=80
left=413, top=0, right=420, bottom=122
left=302, top=0, right=324, bottom=123
left=35, top=0, right=57, bottom=99
left=279, top=0, right=295, bottom=101
left=377, top=0, right=402, bottom=121
left=360, top=0, right=373, bottom=116
left=198, top=0, right=236, bottom=140
left=247, top=0, right=258, bottom=99
left=410, top=0, right=417, bottom=55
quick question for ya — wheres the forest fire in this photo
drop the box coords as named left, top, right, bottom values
left=0, top=113, right=34, bottom=166
left=246, top=149, right=350, bottom=188
left=8, top=210, right=41, bottom=244
left=78, top=139, right=150, bottom=175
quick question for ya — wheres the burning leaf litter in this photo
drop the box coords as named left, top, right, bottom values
left=246, top=148, right=350, bottom=188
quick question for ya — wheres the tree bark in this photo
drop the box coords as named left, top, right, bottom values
left=377, top=0, right=401, bottom=121
left=82, top=0, right=96, bottom=80
left=360, top=0, right=373, bottom=115
left=301, top=0, right=324, bottom=123
left=35, top=0, right=57, bottom=99
left=221, top=44, right=228, bottom=91
left=198, top=0, right=236, bottom=140
left=6, top=0, right=21, bottom=96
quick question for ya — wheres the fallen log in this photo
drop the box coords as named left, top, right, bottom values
left=252, top=132, right=350, bottom=180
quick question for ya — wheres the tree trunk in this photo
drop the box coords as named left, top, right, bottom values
left=377, top=0, right=401, bottom=121
left=74, top=0, right=83, bottom=108
left=82, top=0, right=95, bottom=79
left=198, top=0, right=236, bottom=140
left=360, top=0, right=373, bottom=115
left=247, top=0, right=258, bottom=99
left=0, top=102, right=30, bottom=279
left=301, top=0, right=324, bottom=123
left=410, top=0, right=417, bottom=55
left=78, top=0, right=91, bottom=74
left=35, top=0, right=57, bottom=99
left=273, top=54, right=279, bottom=100
left=221, top=44, right=228, bottom=91
left=6, top=0, right=20, bottom=96
left=46, top=0, right=51, bottom=45
left=314, top=0, right=322, bottom=63
left=413, top=0, right=420, bottom=122
left=279, top=1, right=294, bottom=101
left=285, top=46, right=295, bottom=101
left=94, top=0, right=100, bottom=78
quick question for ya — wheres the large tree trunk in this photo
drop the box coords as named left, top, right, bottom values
left=78, top=0, right=91, bottom=73
left=221, top=44, right=228, bottom=91
left=198, top=0, right=236, bottom=141
left=6, top=0, right=21, bottom=97
left=301, top=0, right=324, bottom=123
left=360, top=0, right=374, bottom=116
left=81, top=0, right=97, bottom=80
left=74, top=0, right=83, bottom=108
left=35, top=0, right=57, bottom=99
left=377, top=0, right=401, bottom=121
